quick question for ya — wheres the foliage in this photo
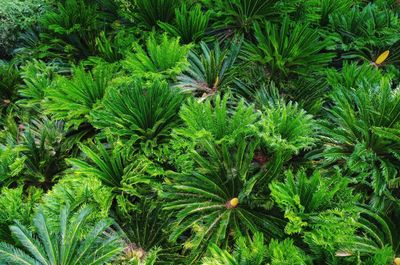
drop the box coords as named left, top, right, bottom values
left=123, top=33, right=192, bottom=80
left=134, top=0, right=180, bottom=29
left=270, top=170, right=357, bottom=234
left=244, top=16, right=334, bottom=80
left=205, top=0, right=280, bottom=39
left=19, top=60, right=56, bottom=108
left=159, top=4, right=211, bottom=44
left=92, top=79, right=185, bottom=145
left=39, top=0, right=107, bottom=61
left=44, top=64, right=115, bottom=129
left=3, top=0, right=400, bottom=263
left=176, top=40, right=241, bottom=97
left=0, top=186, right=42, bottom=243
left=0, top=61, right=21, bottom=106
left=116, top=199, right=182, bottom=264
left=0, top=204, right=122, bottom=264
left=329, top=4, right=400, bottom=55
left=39, top=176, right=113, bottom=232
left=164, top=95, right=283, bottom=261
left=202, top=232, right=310, bottom=265
left=258, top=98, right=317, bottom=160
left=0, top=0, right=49, bottom=58
left=320, top=77, right=400, bottom=207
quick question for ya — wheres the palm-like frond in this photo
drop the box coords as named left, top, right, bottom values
left=205, top=0, right=280, bottom=40
left=19, top=60, right=56, bottom=108
left=176, top=39, right=241, bottom=97
left=258, top=99, right=317, bottom=160
left=164, top=95, right=283, bottom=262
left=159, top=3, right=211, bottom=44
left=115, top=199, right=183, bottom=264
left=68, top=140, right=128, bottom=188
left=44, top=64, right=115, bottom=129
left=39, top=0, right=106, bottom=61
left=270, top=170, right=356, bottom=234
left=319, top=77, right=400, bottom=206
left=330, top=4, right=400, bottom=55
left=123, top=33, right=192, bottom=80
left=92, top=79, right=185, bottom=145
left=135, top=0, right=180, bottom=29
left=244, top=17, right=334, bottom=79
left=0, top=204, right=122, bottom=265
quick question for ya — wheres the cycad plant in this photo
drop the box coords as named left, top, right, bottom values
left=39, top=0, right=106, bottom=61
left=91, top=79, right=185, bottom=145
left=269, top=170, right=357, bottom=235
left=0, top=60, right=20, bottom=111
left=176, top=40, right=241, bottom=97
left=329, top=4, right=400, bottom=56
left=159, top=3, right=211, bottom=44
left=202, top=232, right=310, bottom=265
left=135, top=0, right=180, bottom=29
left=164, top=95, right=283, bottom=261
left=319, top=77, right=400, bottom=207
left=67, top=139, right=155, bottom=218
left=116, top=199, right=183, bottom=264
left=0, top=186, right=42, bottom=243
left=258, top=98, right=317, bottom=165
left=244, top=17, right=334, bottom=80
left=163, top=135, right=283, bottom=261
left=44, top=64, right=115, bottom=130
left=18, top=118, right=74, bottom=190
left=0, top=204, right=122, bottom=264
left=346, top=205, right=400, bottom=264
left=18, top=60, right=56, bottom=109
left=123, top=33, right=192, bottom=80
left=205, top=0, right=280, bottom=40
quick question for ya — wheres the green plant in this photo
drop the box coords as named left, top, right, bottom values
left=326, top=62, right=383, bottom=90
left=319, top=77, right=400, bottom=207
left=19, top=60, right=56, bottom=108
left=176, top=40, right=241, bottom=97
left=163, top=136, right=283, bottom=261
left=10, top=117, right=78, bottom=190
left=123, top=33, right=192, bottom=80
left=176, top=94, right=257, bottom=142
left=202, top=232, right=268, bottom=265
left=164, top=95, right=283, bottom=261
left=134, top=0, right=180, bottom=29
left=258, top=99, right=317, bottom=161
left=93, top=30, right=133, bottom=63
left=329, top=4, right=400, bottom=55
left=202, top=232, right=310, bottom=265
left=44, top=64, right=115, bottom=129
left=39, top=0, right=106, bottom=61
left=0, top=60, right=21, bottom=106
left=67, top=139, right=154, bottom=217
left=116, top=200, right=183, bottom=264
left=39, top=176, right=113, bottom=232
left=92, top=79, right=185, bottom=145
left=0, top=186, right=42, bottom=243
left=270, top=170, right=357, bottom=234
left=68, top=140, right=128, bottom=188
left=159, top=3, right=211, bottom=44
left=0, top=204, right=122, bottom=264
left=244, top=17, right=334, bottom=80
left=0, top=0, right=49, bottom=58
left=205, top=0, right=280, bottom=39
left=345, top=206, right=400, bottom=264
left=0, top=144, right=25, bottom=187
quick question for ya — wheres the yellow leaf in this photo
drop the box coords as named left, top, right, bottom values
left=375, top=50, right=390, bottom=65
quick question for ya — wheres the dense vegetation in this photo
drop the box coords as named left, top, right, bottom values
left=1, top=0, right=400, bottom=264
